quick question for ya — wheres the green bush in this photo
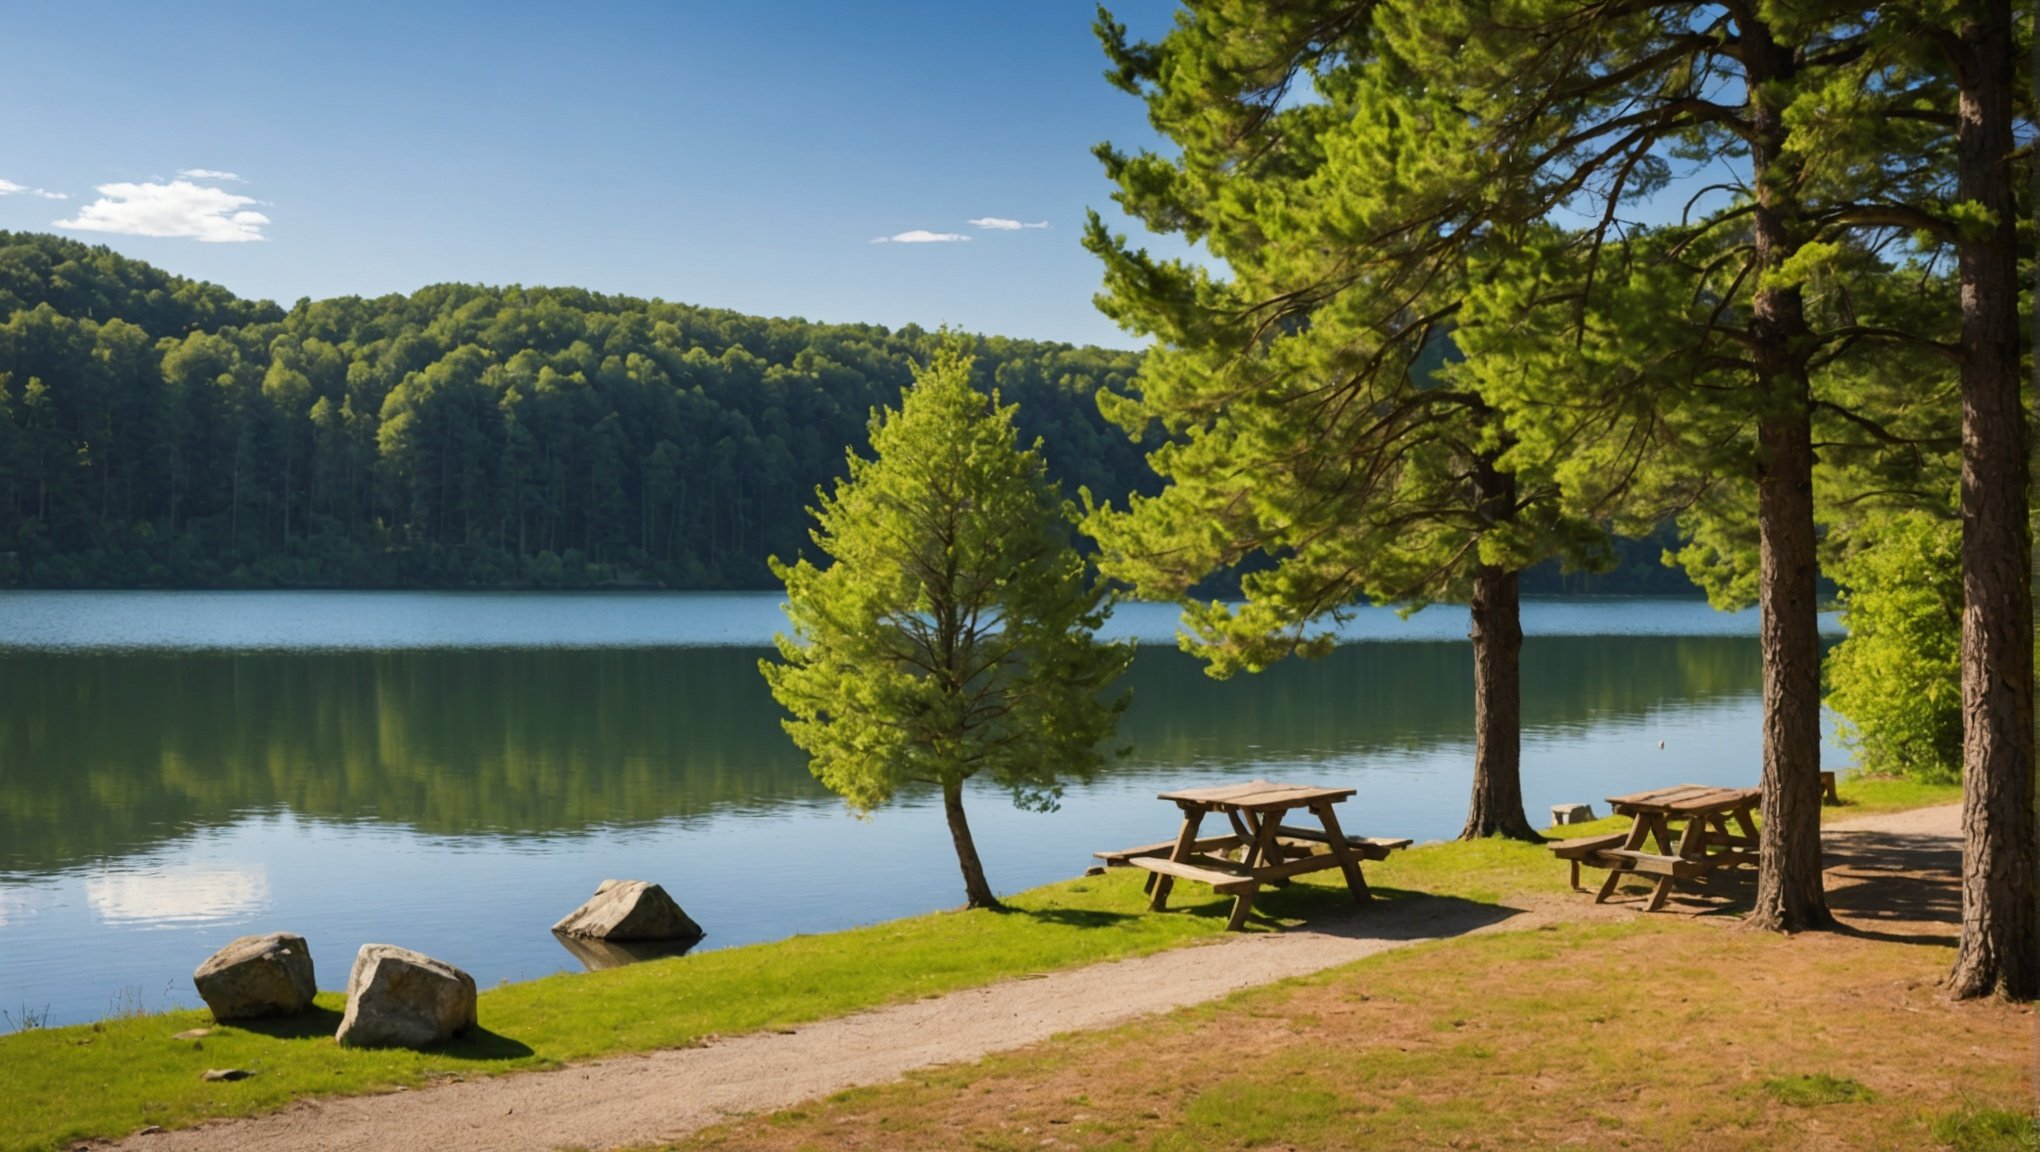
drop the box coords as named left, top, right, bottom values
left=1824, top=511, right=1962, bottom=782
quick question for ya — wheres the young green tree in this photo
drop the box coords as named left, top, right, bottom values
left=760, top=343, right=1132, bottom=910
left=1825, top=510, right=1964, bottom=782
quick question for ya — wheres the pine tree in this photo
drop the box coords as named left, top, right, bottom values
left=761, top=342, right=1132, bottom=909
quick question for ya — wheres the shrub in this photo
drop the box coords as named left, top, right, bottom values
left=1824, top=511, right=1962, bottom=782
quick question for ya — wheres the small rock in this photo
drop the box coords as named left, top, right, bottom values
left=1082, top=866, right=1106, bottom=877
left=192, top=932, right=317, bottom=1021
left=201, top=1068, right=253, bottom=1082
left=171, top=1028, right=211, bottom=1041
left=335, top=944, right=476, bottom=1049
left=1550, top=803, right=1594, bottom=826
left=552, top=879, right=703, bottom=943
left=137, top=1126, right=166, bottom=1136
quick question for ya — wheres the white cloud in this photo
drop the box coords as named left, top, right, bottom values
left=871, top=229, right=971, bottom=244
left=968, top=217, right=1049, bottom=231
left=177, top=168, right=244, bottom=182
left=56, top=180, right=270, bottom=243
left=0, top=178, right=67, bottom=201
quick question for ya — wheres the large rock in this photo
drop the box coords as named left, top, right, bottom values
left=552, top=879, right=703, bottom=943
left=1550, top=803, right=1595, bottom=826
left=335, top=944, right=476, bottom=1049
left=192, top=932, right=317, bottom=1021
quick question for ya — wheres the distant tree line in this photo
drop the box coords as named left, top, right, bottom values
left=0, top=231, right=1704, bottom=594
left=0, top=232, right=1160, bottom=589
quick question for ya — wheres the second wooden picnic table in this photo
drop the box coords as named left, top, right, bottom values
left=1095, top=780, right=1410, bottom=931
left=1551, top=783, right=1761, bottom=911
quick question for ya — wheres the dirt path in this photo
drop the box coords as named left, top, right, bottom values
left=107, top=804, right=1962, bottom=1152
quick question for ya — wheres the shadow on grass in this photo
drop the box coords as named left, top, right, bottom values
left=1102, top=878, right=1520, bottom=941
left=442, top=1026, right=537, bottom=1062
left=226, top=1008, right=534, bottom=1061
left=1012, top=907, right=1147, bottom=929
left=227, top=1005, right=345, bottom=1041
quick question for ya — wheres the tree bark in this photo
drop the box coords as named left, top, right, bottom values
left=1946, top=0, right=2038, bottom=1001
left=1741, top=16, right=1833, bottom=932
left=1462, top=560, right=1538, bottom=840
left=1749, top=405, right=1834, bottom=931
left=942, top=778, right=1002, bottom=911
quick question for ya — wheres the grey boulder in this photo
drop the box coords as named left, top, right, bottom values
left=335, top=944, right=476, bottom=1049
left=552, top=879, right=703, bottom=943
left=192, top=932, right=317, bottom=1021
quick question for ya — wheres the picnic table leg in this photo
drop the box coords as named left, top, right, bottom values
left=1640, top=813, right=1694, bottom=911
left=1225, top=886, right=1259, bottom=932
left=1595, top=814, right=1652, bottom=903
left=1239, top=810, right=1295, bottom=886
left=1732, top=803, right=1759, bottom=842
left=1644, top=875, right=1675, bottom=912
left=1310, top=801, right=1371, bottom=903
left=1150, top=804, right=1207, bottom=912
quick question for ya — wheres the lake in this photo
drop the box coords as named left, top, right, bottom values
left=0, top=592, right=1845, bottom=1025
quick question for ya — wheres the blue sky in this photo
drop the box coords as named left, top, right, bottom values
left=1, top=1, right=1184, bottom=348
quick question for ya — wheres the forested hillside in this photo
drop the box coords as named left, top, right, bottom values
left=0, top=232, right=1156, bottom=588
left=0, top=232, right=1698, bottom=593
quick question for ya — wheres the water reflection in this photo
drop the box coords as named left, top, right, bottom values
left=0, top=624, right=1821, bottom=1024
left=0, top=637, right=1767, bottom=876
left=84, top=866, right=271, bottom=926
left=552, top=933, right=701, bottom=972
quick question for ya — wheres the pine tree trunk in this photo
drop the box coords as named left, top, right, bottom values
left=1748, top=407, right=1833, bottom=931
left=1461, top=562, right=1538, bottom=840
left=1739, top=15, right=1833, bottom=933
left=1946, top=0, right=2037, bottom=1001
left=942, top=779, right=1001, bottom=911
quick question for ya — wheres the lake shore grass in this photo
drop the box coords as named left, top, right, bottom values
left=0, top=774, right=1974, bottom=1152
left=0, top=867, right=1363, bottom=1152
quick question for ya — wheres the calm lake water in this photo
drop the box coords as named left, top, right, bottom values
left=0, top=592, right=1844, bottom=1025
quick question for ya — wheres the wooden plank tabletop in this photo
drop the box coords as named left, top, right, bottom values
left=1155, top=779, right=1357, bottom=811
left=1606, top=783, right=1759, bottom=815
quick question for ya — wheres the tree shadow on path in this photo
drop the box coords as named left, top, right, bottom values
left=1598, top=825, right=1961, bottom=947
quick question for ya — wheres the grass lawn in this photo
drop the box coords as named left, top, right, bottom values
left=675, top=917, right=2036, bottom=1151
left=0, top=868, right=1357, bottom=1152
left=0, top=774, right=1990, bottom=1152
left=1831, top=772, right=1964, bottom=817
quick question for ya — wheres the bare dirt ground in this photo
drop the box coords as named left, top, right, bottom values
left=103, top=804, right=1964, bottom=1152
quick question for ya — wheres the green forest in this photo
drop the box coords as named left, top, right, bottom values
left=0, top=231, right=1157, bottom=589
left=0, top=230, right=1693, bottom=592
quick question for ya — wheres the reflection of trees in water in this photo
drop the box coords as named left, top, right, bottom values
left=1118, top=637, right=1767, bottom=765
left=0, top=637, right=1770, bottom=874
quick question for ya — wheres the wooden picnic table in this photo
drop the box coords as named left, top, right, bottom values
left=1094, top=780, right=1409, bottom=931
left=1550, top=783, right=1760, bottom=912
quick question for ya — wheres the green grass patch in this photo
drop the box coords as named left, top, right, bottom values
left=0, top=869, right=1349, bottom=1152
left=1932, top=1105, right=2040, bottom=1151
left=0, top=777, right=1965, bottom=1152
left=1761, top=1073, right=1876, bottom=1107
left=1830, top=771, right=1962, bottom=817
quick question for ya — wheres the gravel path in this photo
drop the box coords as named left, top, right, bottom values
left=105, top=804, right=1962, bottom=1152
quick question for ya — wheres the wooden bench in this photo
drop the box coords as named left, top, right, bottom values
left=1548, top=833, right=1627, bottom=890
left=1272, top=825, right=1414, bottom=860
left=1597, top=848, right=1709, bottom=879
left=1126, top=855, right=1259, bottom=895
left=1094, top=834, right=1245, bottom=866
left=1820, top=770, right=1839, bottom=804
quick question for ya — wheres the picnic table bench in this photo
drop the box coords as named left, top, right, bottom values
left=1555, top=783, right=1760, bottom=911
left=1095, top=780, right=1410, bottom=931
